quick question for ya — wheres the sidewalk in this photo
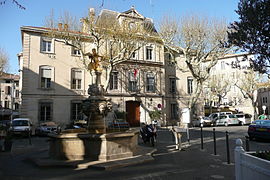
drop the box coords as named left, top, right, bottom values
left=0, top=128, right=236, bottom=180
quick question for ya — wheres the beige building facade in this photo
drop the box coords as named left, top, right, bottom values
left=205, top=54, right=255, bottom=116
left=19, top=8, right=167, bottom=127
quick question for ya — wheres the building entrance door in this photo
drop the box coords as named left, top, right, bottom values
left=126, top=101, right=140, bottom=127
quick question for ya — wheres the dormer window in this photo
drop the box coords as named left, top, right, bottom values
left=146, top=46, right=153, bottom=60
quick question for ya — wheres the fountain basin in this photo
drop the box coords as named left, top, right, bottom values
left=49, top=129, right=139, bottom=161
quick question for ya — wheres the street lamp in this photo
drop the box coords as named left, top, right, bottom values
left=262, top=105, right=267, bottom=115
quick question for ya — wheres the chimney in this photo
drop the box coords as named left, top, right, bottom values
left=89, top=8, right=95, bottom=17
left=58, top=23, right=63, bottom=31
left=64, top=24, right=68, bottom=31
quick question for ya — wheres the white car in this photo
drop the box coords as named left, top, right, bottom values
left=235, top=114, right=252, bottom=125
left=214, top=114, right=240, bottom=126
left=193, top=116, right=213, bottom=127
left=10, top=118, right=33, bottom=136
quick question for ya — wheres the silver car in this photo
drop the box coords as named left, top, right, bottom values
left=193, top=116, right=213, bottom=127
left=214, top=114, right=240, bottom=126
left=235, top=114, right=252, bottom=125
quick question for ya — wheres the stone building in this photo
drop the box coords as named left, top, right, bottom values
left=19, top=8, right=166, bottom=127
left=0, top=73, right=20, bottom=120
left=204, top=53, right=255, bottom=116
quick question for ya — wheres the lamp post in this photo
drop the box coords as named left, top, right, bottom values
left=262, top=105, right=266, bottom=115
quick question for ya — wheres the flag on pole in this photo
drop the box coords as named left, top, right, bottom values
left=134, top=68, right=138, bottom=78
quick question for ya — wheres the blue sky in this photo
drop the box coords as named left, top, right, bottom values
left=0, top=0, right=239, bottom=74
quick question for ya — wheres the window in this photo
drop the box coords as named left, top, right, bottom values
left=171, top=103, right=178, bottom=119
left=4, top=101, right=9, bottom=109
left=5, top=86, right=11, bottom=95
left=131, top=51, right=136, bottom=59
left=72, top=47, right=81, bottom=56
left=14, top=103, right=19, bottom=110
left=221, top=61, right=225, bottom=70
left=110, top=72, right=118, bottom=90
left=128, top=71, right=138, bottom=92
left=169, top=78, right=176, bottom=93
left=71, top=102, right=84, bottom=121
left=40, top=66, right=52, bottom=88
left=71, top=69, right=82, bottom=89
left=41, top=38, right=52, bottom=53
left=146, top=47, right=153, bottom=60
left=15, top=90, right=19, bottom=98
left=146, top=73, right=155, bottom=92
left=39, top=102, right=52, bottom=122
left=187, top=77, right=193, bottom=94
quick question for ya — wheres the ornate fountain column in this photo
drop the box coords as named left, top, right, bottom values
left=82, top=49, right=112, bottom=134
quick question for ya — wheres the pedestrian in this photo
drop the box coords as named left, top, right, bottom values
left=259, top=114, right=267, bottom=120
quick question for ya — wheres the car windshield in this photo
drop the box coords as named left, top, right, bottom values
left=236, top=115, right=244, bottom=118
left=12, top=120, right=29, bottom=126
left=229, top=114, right=236, bottom=118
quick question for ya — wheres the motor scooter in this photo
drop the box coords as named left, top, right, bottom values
left=140, top=124, right=156, bottom=146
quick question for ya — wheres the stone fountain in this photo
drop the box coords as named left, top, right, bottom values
left=48, top=49, right=142, bottom=162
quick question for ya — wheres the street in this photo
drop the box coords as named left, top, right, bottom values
left=0, top=125, right=270, bottom=180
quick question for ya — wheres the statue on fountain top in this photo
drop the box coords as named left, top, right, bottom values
left=86, top=48, right=103, bottom=72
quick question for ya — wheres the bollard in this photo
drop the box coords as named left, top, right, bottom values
left=245, top=136, right=250, bottom=151
left=213, top=128, right=217, bottom=155
left=200, top=126, right=204, bottom=150
left=226, top=131, right=230, bottom=164
left=28, top=130, right=32, bottom=145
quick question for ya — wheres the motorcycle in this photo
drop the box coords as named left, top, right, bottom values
left=140, top=124, right=156, bottom=146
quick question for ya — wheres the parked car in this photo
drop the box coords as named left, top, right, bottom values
left=10, top=118, right=33, bottom=136
left=235, top=113, right=252, bottom=125
left=209, top=112, right=233, bottom=121
left=35, top=121, right=60, bottom=136
left=193, top=116, right=213, bottom=127
left=213, top=114, right=240, bottom=126
left=248, top=120, right=270, bottom=140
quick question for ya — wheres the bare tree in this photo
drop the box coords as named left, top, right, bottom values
left=45, top=8, right=160, bottom=91
left=235, top=70, right=261, bottom=120
left=159, top=15, right=232, bottom=118
left=0, top=47, right=9, bottom=77
left=0, top=0, right=25, bottom=10
left=205, top=74, right=231, bottom=113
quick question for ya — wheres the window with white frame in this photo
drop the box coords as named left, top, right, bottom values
left=41, top=38, right=52, bottom=53
left=71, top=101, right=84, bottom=121
left=71, top=69, right=82, bottom=90
left=128, top=71, right=138, bottom=92
left=146, top=73, right=155, bottom=92
left=146, top=46, right=153, bottom=60
left=40, top=66, right=52, bottom=89
left=39, top=101, right=52, bottom=122
left=171, top=103, right=178, bottom=119
left=110, top=72, right=118, bottom=90
left=72, top=47, right=81, bottom=56
left=187, top=77, right=193, bottom=94
left=169, top=78, right=176, bottom=93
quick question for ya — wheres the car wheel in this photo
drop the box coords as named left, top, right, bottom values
left=224, top=122, right=228, bottom=127
left=239, top=121, right=244, bottom=126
